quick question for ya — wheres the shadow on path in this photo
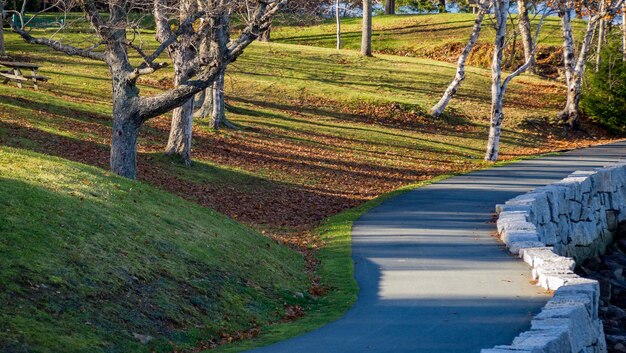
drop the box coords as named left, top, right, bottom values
left=247, top=141, right=626, bottom=353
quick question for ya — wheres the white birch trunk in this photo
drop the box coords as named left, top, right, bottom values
left=558, top=9, right=598, bottom=129
left=431, top=8, right=485, bottom=117
left=517, top=0, right=535, bottom=74
left=595, top=1, right=606, bottom=71
left=485, top=0, right=508, bottom=162
left=623, top=3, right=626, bottom=62
left=361, top=0, right=372, bottom=57
left=0, top=1, right=5, bottom=58
left=336, top=0, right=341, bottom=50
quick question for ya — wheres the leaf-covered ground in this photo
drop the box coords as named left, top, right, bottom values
left=1, top=34, right=612, bottom=239
left=0, top=14, right=618, bottom=352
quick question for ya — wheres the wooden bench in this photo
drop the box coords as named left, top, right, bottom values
left=0, top=61, right=49, bottom=89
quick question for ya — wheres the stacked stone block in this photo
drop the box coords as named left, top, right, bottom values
left=482, top=163, right=626, bottom=353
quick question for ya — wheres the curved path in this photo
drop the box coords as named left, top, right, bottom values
left=249, top=141, right=626, bottom=353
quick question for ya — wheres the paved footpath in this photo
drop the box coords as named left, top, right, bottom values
left=248, top=141, right=626, bottom=353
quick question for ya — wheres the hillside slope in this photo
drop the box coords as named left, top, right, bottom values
left=272, top=13, right=585, bottom=75
left=0, top=147, right=308, bottom=353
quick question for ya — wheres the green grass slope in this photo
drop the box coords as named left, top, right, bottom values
left=0, top=147, right=308, bottom=353
left=272, top=13, right=583, bottom=54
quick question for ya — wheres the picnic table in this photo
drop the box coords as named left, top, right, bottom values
left=0, top=61, right=49, bottom=89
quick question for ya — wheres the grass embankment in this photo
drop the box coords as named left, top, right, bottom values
left=1, top=31, right=599, bottom=235
left=0, top=17, right=614, bottom=352
left=272, top=13, right=587, bottom=75
left=0, top=147, right=308, bottom=353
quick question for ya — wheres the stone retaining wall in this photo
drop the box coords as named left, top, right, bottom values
left=481, top=163, right=626, bottom=353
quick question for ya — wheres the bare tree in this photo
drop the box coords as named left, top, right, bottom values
left=517, top=0, right=536, bottom=73
left=595, top=0, right=607, bottom=72
left=556, top=0, right=624, bottom=129
left=430, top=0, right=489, bottom=117
left=0, top=0, right=5, bottom=58
left=336, top=0, right=341, bottom=49
left=385, top=0, right=395, bottom=14
left=623, top=2, right=626, bottom=61
left=484, top=0, right=548, bottom=161
left=361, top=0, right=372, bottom=56
left=14, top=0, right=286, bottom=179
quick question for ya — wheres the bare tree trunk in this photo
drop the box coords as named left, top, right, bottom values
left=385, top=0, right=395, bottom=15
left=438, top=0, right=446, bottom=13
left=0, top=1, right=5, bottom=58
left=193, top=89, right=213, bottom=118
left=623, top=3, right=626, bottom=62
left=595, top=1, right=606, bottom=71
left=558, top=8, right=598, bottom=129
left=209, top=69, right=229, bottom=129
left=561, top=73, right=583, bottom=130
left=485, top=96, right=505, bottom=162
left=485, top=0, right=508, bottom=162
left=431, top=8, right=485, bottom=117
left=110, top=72, right=142, bottom=179
left=517, top=0, right=536, bottom=74
left=336, top=0, right=341, bottom=49
left=166, top=95, right=194, bottom=163
left=259, top=23, right=271, bottom=42
left=163, top=0, right=197, bottom=164
left=165, top=42, right=196, bottom=164
left=361, top=0, right=372, bottom=57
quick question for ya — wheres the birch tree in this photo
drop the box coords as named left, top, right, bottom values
left=361, top=0, right=372, bottom=56
left=0, top=0, right=5, bottom=57
left=622, top=2, right=626, bottom=62
left=485, top=0, right=548, bottom=161
left=336, top=0, right=341, bottom=49
left=556, top=0, right=624, bottom=130
left=623, top=2, right=626, bottom=61
left=517, top=0, right=536, bottom=73
left=14, top=0, right=286, bottom=179
left=595, top=0, right=607, bottom=71
left=430, top=0, right=490, bottom=117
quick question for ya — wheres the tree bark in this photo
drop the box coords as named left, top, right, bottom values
left=0, top=1, right=5, bottom=58
left=438, top=0, right=446, bottom=13
left=193, top=89, right=213, bottom=118
left=431, top=8, right=485, bottom=117
left=485, top=0, right=508, bottom=162
left=259, top=23, right=271, bottom=42
left=110, top=72, right=142, bottom=179
left=623, top=3, right=626, bottom=62
left=558, top=6, right=598, bottom=129
left=595, top=1, right=606, bottom=71
left=517, top=0, right=536, bottom=74
left=209, top=69, right=227, bottom=129
left=385, top=0, right=395, bottom=15
left=336, top=0, right=341, bottom=49
left=162, top=0, right=197, bottom=165
left=361, top=0, right=372, bottom=57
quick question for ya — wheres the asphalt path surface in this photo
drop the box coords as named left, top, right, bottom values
left=247, top=141, right=626, bottom=353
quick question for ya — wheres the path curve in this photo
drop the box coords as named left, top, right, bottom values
left=248, top=141, right=626, bottom=353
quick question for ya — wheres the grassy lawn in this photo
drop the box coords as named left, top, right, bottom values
left=0, top=146, right=308, bottom=353
left=0, top=14, right=615, bottom=352
left=272, top=13, right=587, bottom=74
left=272, top=13, right=586, bottom=53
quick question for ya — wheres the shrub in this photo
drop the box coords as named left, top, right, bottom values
left=581, top=41, right=626, bottom=134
